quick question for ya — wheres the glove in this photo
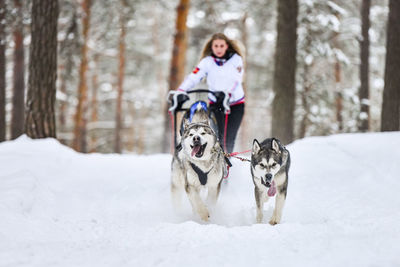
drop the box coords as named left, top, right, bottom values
left=168, top=90, right=189, bottom=112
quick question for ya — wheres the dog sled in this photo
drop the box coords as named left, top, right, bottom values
left=167, top=89, right=234, bottom=172
left=167, top=89, right=231, bottom=150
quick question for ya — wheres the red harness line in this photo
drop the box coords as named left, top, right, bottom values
left=227, top=149, right=252, bottom=157
left=223, top=113, right=229, bottom=152
left=223, top=149, right=252, bottom=179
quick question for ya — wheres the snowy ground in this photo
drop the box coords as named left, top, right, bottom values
left=1, top=132, right=400, bottom=267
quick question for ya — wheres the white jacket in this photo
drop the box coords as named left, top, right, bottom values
left=178, top=53, right=245, bottom=105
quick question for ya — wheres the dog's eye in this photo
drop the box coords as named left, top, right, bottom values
left=272, top=163, right=277, bottom=168
left=189, top=133, right=194, bottom=137
left=201, top=132, right=206, bottom=135
left=259, top=163, right=265, bottom=168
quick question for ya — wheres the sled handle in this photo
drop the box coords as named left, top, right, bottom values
left=167, top=89, right=230, bottom=114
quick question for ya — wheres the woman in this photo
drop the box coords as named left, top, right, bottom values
left=177, top=33, right=245, bottom=153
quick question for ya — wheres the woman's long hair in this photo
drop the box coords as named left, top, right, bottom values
left=200, top=33, right=244, bottom=60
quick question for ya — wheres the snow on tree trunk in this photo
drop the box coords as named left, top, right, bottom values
left=381, top=0, right=400, bottom=131
left=25, top=0, right=59, bottom=138
left=11, top=0, right=25, bottom=139
left=73, top=0, right=91, bottom=152
left=271, top=0, right=298, bottom=145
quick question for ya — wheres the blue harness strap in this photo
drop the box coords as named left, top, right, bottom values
left=189, top=101, right=208, bottom=122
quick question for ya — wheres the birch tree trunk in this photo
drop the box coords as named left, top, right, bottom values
left=73, top=0, right=91, bottom=152
left=271, top=0, right=298, bottom=145
left=381, top=0, right=400, bottom=131
left=25, top=0, right=59, bottom=138
left=11, top=0, right=25, bottom=139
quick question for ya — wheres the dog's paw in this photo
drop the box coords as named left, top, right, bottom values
left=198, top=207, right=210, bottom=221
left=269, top=216, right=280, bottom=225
left=269, top=220, right=278, bottom=225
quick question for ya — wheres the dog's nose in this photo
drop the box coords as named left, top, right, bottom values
left=193, top=135, right=200, bottom=143
left=266, top=173, right=273, bottom=181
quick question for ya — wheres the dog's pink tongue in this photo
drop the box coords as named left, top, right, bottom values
left=191, top=145, right=201, bottom=157
left=268, top=180, right=276, bottom=197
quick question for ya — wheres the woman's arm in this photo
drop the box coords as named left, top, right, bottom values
left=177, top=57, right=209, bottom=92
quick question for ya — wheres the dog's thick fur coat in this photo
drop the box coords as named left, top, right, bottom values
left=251, top=138, right=290, bottom=225
left=171, top=110, right=225, bottom=221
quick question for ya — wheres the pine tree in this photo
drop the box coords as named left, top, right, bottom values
left=11, top=0, right=25, bottom=139
left=25, top=0, right=59, bottom=138
left=0, top=0, right=5, bottom=141
left=359, top=0, right=370, bottom=132
left=271, top=0, right=298, bottom=144
left=114, top=0, right=128, bottom=153
left=162, top=0, right=190, bottom=152
left=381, top=0, right=400, bottom=131
left=73, top=0, right=91, bottom=152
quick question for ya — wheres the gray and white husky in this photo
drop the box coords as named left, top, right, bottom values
left=171, top=110, right=226, bottom=221
left=251, top=138, right=290, bottom=225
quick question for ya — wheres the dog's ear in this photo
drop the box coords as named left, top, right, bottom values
left=183, top=118, right=190, bottom=129
left=282, top=149, right=289, bottom=165
left=272, top=139, right=280, bottom=153
left=252, top=139, right=261, bottom=154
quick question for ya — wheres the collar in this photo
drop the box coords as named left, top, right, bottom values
left=211, top=51, right=235, bottom=66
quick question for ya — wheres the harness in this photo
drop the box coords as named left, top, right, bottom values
left=189, top=162, right=210, bottom=185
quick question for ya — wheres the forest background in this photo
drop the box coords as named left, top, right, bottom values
left=0, top=0, right=399, bottom=154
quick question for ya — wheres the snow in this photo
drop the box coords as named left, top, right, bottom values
left=1, top=132, right=400, bottom=267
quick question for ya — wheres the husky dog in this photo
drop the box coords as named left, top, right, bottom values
left=171, top=109, right=226, bottom=221
left=251, top=138, right=290, bottom=225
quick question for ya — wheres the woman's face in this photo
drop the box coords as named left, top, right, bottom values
left=211, top=39, right=228, bottom=58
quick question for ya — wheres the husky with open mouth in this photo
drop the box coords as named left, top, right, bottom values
left=251, top=138, right=290, bottom=225
left=171, top=109, right=226, bottom=221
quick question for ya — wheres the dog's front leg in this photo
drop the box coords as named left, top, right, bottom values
left=186, top=185, right=209, bottom=221
left=206, top=183, right=221, bottom=207
left=255, top=187, right=264, bottom=223
left=171, top=181, right=183, bottom=210
left=269, top=192, right=285, bottom=225
left=171, top=163, right=185, bottom=210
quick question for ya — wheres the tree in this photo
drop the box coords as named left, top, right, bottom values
left=58, top=8, right=79, bottom=142
left=89, top=54, right=99, bottom=152
left=0, top=0, right=5, bottom=142
left=114, top=0, right=128, bottom=153
left=162, top=0, right=190, bottom=152
left=381, top=0, right=400, bottom=131
left=359, top=0, right=370, bottom=132
left=73, top=0, right=91, bottom=152
left=271, top=0, right=298, bottom=144
left=25, top=0, right=59, bottom=138
left=11, top=0, right=25, bottom=139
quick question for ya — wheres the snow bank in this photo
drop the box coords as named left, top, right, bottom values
left=1, top=133, right=399, bottom=266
